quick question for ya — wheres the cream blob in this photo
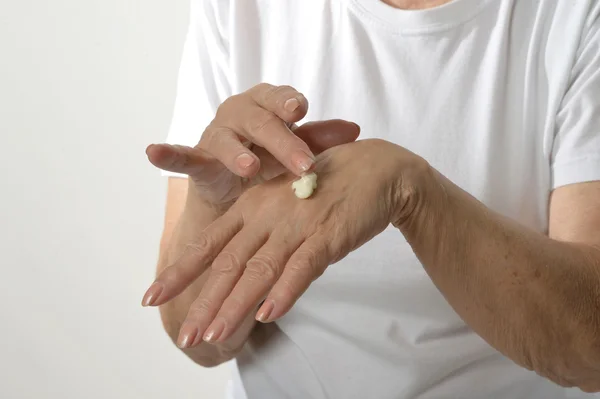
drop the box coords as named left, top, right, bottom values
left=292, top=172, right=318, bottom=199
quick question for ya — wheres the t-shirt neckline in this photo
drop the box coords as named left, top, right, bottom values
left=349, top=0, right=495, bottom=34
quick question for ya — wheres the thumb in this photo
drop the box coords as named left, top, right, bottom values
left=293, top=119, right=360, bottom=154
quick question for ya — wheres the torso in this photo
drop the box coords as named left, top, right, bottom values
left=212, top=0, right=597, bottom=397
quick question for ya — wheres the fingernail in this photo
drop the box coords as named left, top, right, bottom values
left=142, top=282, right=164, bottom=307
left=145, top=144, right=155, bottom=155
left=203, top=319, right=226, bottom=343
left=236, top=153, right=256, bottom=169
left=177, top=325, right=198, bottom=349
left=291, top=150, right=314, bottom=173
left=284, top=98, right=300, bottom=113
left=256, top=300, right=274, bottom=323
left=351, top=122, right=360, bottom=132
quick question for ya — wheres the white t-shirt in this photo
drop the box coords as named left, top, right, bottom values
left=165, top=0, right=600, bottom=398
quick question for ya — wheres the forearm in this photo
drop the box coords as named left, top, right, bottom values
left=158, top=183, right=257, bottom=367
left=396, top=167, right=600, bottom=387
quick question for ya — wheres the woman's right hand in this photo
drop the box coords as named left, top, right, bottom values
left=145, top=83, right=360, bottom=205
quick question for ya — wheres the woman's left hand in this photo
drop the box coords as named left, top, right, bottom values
left=150, top=138, right=428, bottom=347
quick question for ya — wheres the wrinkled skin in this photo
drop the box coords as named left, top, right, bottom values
left=151, top=139, right=425, bottom=346
left=146, top=83, right=360, bottom=205
left=142, top=83, right=362, bottom=351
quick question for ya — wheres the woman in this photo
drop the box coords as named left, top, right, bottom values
left=143, top=0, right=600, bottom=397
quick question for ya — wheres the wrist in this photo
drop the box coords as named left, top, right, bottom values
left=391, top=154, right=438, bottom=229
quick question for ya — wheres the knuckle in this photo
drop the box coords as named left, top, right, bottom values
left=277, top=84, right=296, bottom=93
left=223, top=297, right=245, bottom=315
left=189, top=298, right=213, bottom=317
left=277, top=277, right=299, bottom=300
left=295, top=248, right=325, bottom=278
left=253, top=82, right=273, bottom=93
left=212, top=251, right=244, bottom=276
left=255, top=83, right=278, bottom=103
left=269, top=85, right=296, bottom=105
left=246, top=254, right=280, bottom=283
left=200, top=125, right=229, bottom=149
left=186, top=234, right=212, bottom=255
left=198, top=126, right=216, bottom=149
left=217, top=95, right=242, bottom=114
left=325, top=239, right=345, bottom=264
left=247, top=111, right=279, bottom=136
left=262, top=88, right=278, bottom=105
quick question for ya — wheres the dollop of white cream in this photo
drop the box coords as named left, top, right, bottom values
left=292, top=172, right=318, bottom=199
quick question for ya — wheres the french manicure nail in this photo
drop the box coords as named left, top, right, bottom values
left=141, top=282, right=164, bottom=307
left=203, top=319, right=226, bottom=343
left=178, top=325, right=198, bottom=349
left=291, top=150, right=314, bottom=173
left=284, top=98, right=300, bottom=113
left=236, top=153, right=256, bottom=169
left=256, top=300, right=274, bottom=323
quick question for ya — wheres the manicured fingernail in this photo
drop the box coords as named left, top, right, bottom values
left=203, top=319, right=225, bottom=343
left=284, top=98, right=300, bottom=113
left=142, top=282, right=164, bottom=307
left=291, top=150, right=314, bottom=173
left=256, top=300, right=274, bottom=323
left=177, top=325, right=198, bottom=349
left=236, top=153, right=256, bottom=169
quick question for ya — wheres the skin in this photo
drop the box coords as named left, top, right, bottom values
left=152, top=139, right=600, bottom=391
left=146, top=0, right=455, bottom=365
left=397, top=169, right=600, bottom=392
left=158, top=139, right=412, bottom=344
left=144, top=0, right=600, bottom=391
left=145, top=87, right=600, bottom=391
left=144, top=83, right=360, bottom=365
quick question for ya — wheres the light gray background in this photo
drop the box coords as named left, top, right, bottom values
left=0, top=0, right=229, bottom=398
left=1, top=0, right=596, bottom=398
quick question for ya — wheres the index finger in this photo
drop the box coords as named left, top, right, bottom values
left=242, top=84, right=316, bottom=175
left=248, top=84, right=309, bottom=123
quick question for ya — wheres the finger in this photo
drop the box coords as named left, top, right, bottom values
left=256, top=236, right=331, bottom=323
left=216, top=84, right=314, bottom=176
left=203, top=230, right=303, bottom=343
left=141, top=211, right=243, bottom=307
left=146, top=143, right=216, bottom=176
left=248, top=83, right=308, bottom=124
left=198, top=126, right=261, bottom=178
left=250, top=120, right=361, bottom=181
left=239, top=106, right=316, bottom=176
left=233, top=84, right=315, bottom=175
left=294, top=120, right=361, bottom=154
left=176, top=230, right=269, bottom=348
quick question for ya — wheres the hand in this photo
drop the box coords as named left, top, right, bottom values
left=146, top=83, right=360, bottom=204
left=147, top=139, right=428, bottom=347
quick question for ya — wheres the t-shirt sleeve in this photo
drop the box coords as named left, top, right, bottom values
left=551, top=6, right=600, bottom=189
left=163, top=0, right=231, bottom=177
